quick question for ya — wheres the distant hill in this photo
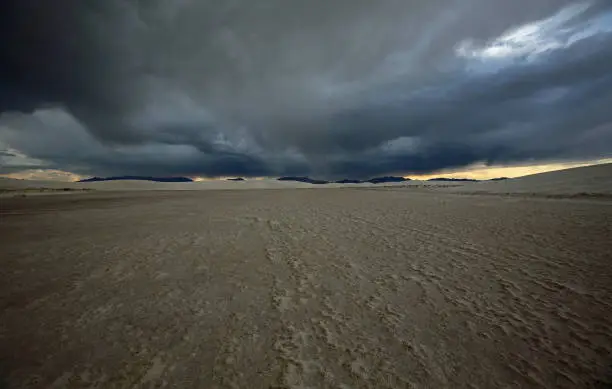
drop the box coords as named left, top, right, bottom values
left=78, top=176, right=193, bottom=183
left=277, top=176, right=329, bottom=185
left=278, top=176, right=410, bottom=185
left=428, top=178, right=478, bottom=182
left=367, top=176, right=409, bottom=184
left=428, top=177, right=510, bottom=182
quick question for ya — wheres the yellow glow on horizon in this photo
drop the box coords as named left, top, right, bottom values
left=408, top=159, right=612, bottom=180
left=2, top=159, right=610, bottom=182
left=4, top=169, right=83, bottom=182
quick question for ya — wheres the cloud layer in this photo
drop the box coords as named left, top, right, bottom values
left=1, top=0, right=611, bottom=178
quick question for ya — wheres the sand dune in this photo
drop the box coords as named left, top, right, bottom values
left=1, top=174, right=611, bottom=388
left=446, top=163, right=612, bottom=196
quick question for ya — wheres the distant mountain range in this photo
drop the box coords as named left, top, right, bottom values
left=427, top=177, right=510, bottom=182
left=427, top=178, right=478, bottom=182
left=367, top=176, right=409, bottom=184
left=277, top=176, right=510, bottom=184
left=277, top=176, right=330, bottom=184
left=277, top=176, right=411, bottom=184
left=78, top=175, right=510, bottom=184
left=78, top=176, right=193, bottom=183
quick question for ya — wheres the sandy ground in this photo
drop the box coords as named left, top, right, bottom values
left=1, top=182, right=611, bottom=389
left=1, top=164, right=611, bottom=388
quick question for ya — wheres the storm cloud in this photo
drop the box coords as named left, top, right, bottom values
left=1, top=0, right=611, bottom=178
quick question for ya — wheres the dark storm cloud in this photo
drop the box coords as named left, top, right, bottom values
left=0, top=0, right=611, bottom=178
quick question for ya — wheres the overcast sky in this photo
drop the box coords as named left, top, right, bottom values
left=1, top=0, right=611, bottom=179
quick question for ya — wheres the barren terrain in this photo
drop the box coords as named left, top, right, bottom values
left=1, top=165, right=611, bottom=388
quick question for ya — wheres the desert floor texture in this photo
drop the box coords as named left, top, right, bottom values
left=1, top=169, right=612, bottom=388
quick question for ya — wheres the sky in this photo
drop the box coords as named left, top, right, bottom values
left=1, top=0, right=611, bottom=181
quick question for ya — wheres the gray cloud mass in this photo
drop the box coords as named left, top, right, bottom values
left=1, top=0, right=611, bottom=178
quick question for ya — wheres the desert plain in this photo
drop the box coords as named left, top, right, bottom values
left=1, top=164, right=611, bottom=388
